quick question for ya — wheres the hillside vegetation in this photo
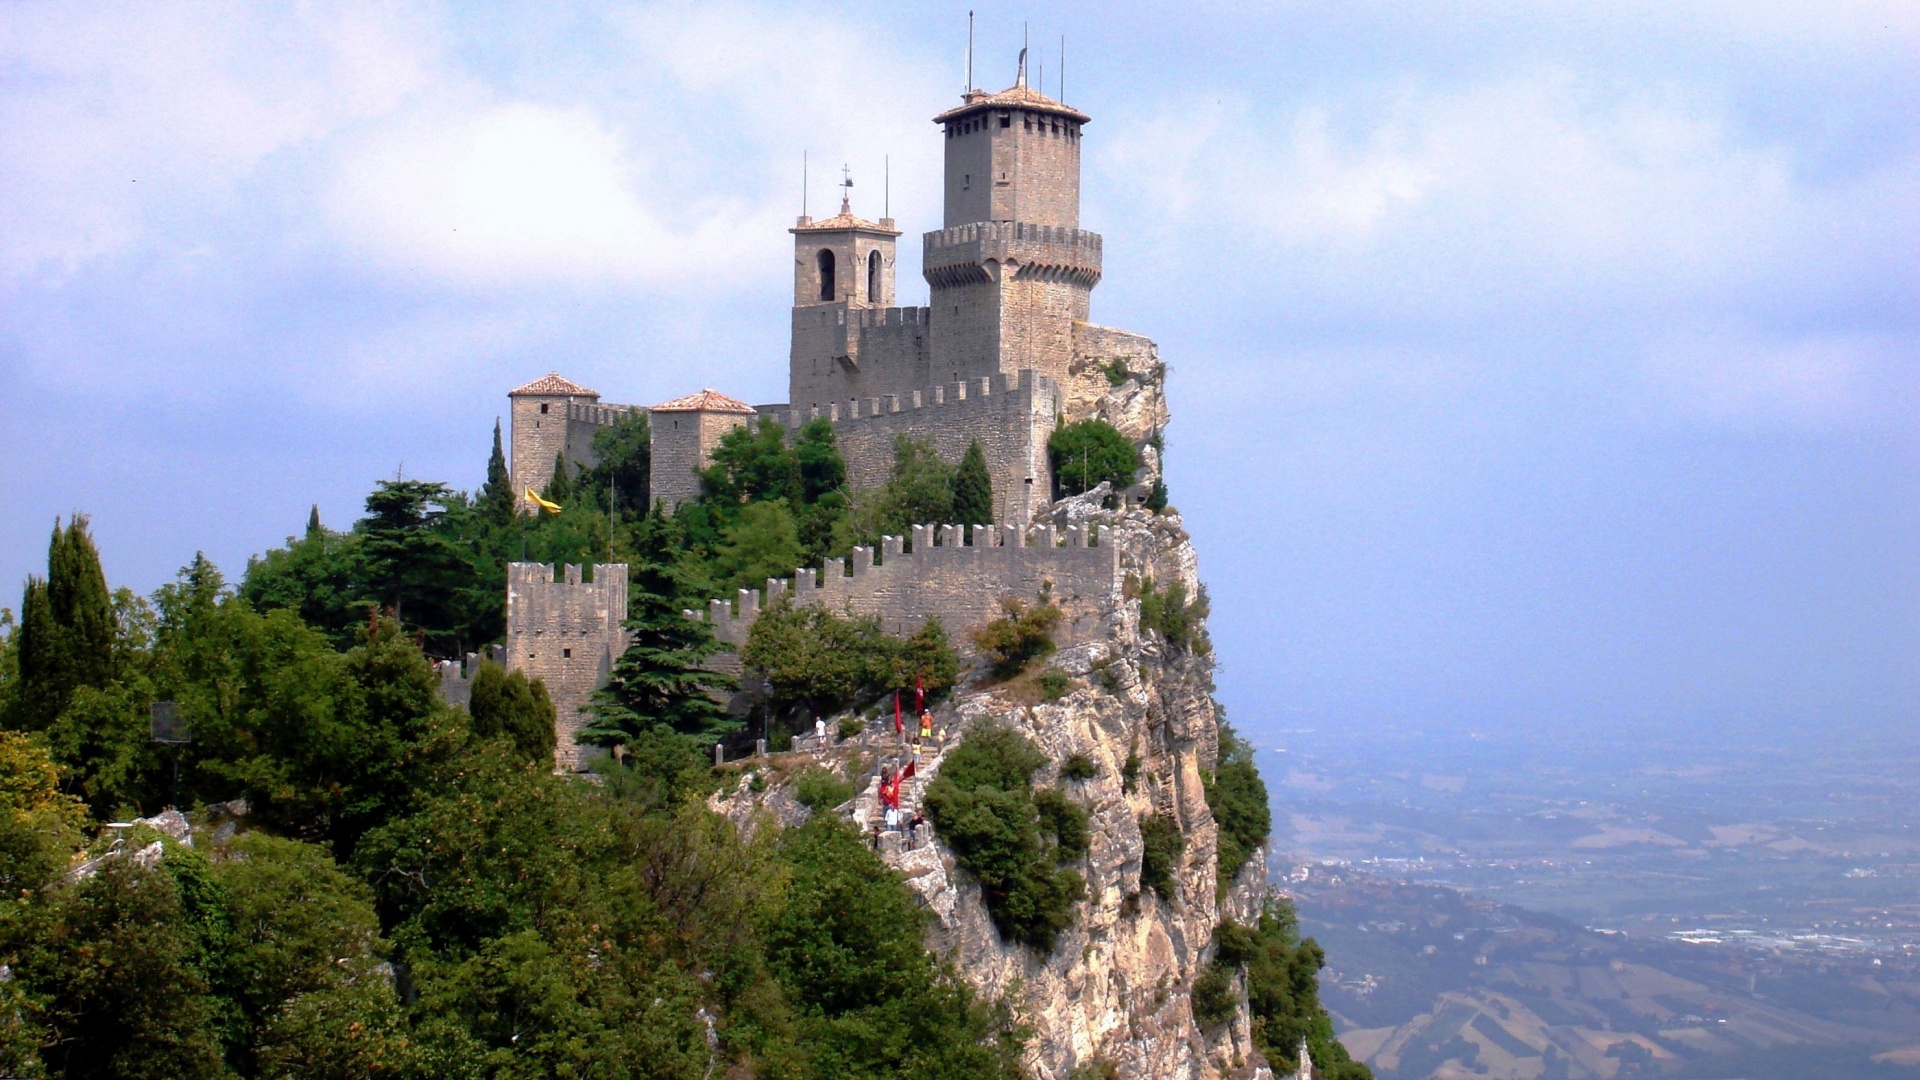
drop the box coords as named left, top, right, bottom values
left=0, top=421, right=1359, bottom=1078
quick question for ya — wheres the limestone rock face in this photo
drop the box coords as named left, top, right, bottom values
left=714, top=509, right=1265, bottom=1080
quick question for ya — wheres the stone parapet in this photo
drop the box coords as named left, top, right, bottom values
left=923, top=222, right=1103, bottom=289
left=687, top=521, right=1118, bottom=651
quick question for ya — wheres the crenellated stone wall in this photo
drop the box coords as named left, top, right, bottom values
left=691, top=520, right=1120, bottom=649
left=505, top=562, right=629, bottom=771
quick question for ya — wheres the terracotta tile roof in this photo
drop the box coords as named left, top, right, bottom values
left=509, top=372, right=599, bottom=398
left=791, top=209, right=901, bottom=235
left=934, top=83, right=1090, bottom=125
left=650, top=388, right=757, bottom=414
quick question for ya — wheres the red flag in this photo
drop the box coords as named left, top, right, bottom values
left=900, top=759, right=916, bottom=783
left=894, top=692, right=904, bottom=736
left=915, top=675, right=924, bottom=714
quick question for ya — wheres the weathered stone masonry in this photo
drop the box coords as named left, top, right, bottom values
left=504, top=562, right=628, bottom=772
left=693, top=521, right=1118, bottom=649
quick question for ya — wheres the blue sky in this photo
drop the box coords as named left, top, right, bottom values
left=3, top=1, right=1915, bottom=739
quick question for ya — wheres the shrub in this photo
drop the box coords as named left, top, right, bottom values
left=1099, top=358, right=1131, bottom=387
left=1121, top=749, right=1141, bottom=792
left=1059, top=754, right=1099, bottom=782
left=970, top=598, right=1062, bottom=680
left=1033, top=788, right=1089, bottom=862
left=1132, top=575, right=1209, bottom=654
left=1191, top=961, right=1238, bottom=1027
left=1206, top=723, right=1272, bottom=889
left=466, top=661, right=558, bottom=764
left=837, top=715, right=865, bottom=740
left=793, top=768, right=855, bottom=812
left=921, top=726, right=1086, bottom=950
left=1048, top=419, right=1138, bottom=498
left=1037, top=668, right=1070, bottom=701
left=1138, top=813, right=1184, bottom=901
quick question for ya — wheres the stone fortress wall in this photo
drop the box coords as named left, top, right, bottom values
left=503, top=562, right=629, bottom=772
left=788, top=304, right=933, bottom=409
left=692, top=520, right=1118, bottom=650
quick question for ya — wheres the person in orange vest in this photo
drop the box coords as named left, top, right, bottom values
left=919, top=710, right=933, bottom=740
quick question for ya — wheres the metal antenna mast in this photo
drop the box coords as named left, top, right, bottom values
left=966, top=11, right=974, bottom=92
left=1060, top=35, right=1066, bottom=101
left=802, top=150, right=808, bottom=217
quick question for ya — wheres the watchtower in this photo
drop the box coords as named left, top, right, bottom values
left=648, top=389, right=758, bottom=510
left=787, top=185, right=913, bottom=410
left=924, top=57, right=1101, bottom=387
left=509, top=372, right=601, bottom=512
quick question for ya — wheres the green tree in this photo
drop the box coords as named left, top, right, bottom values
left=358, top=480, right=468, bottom=643
left=969, top=598, right=1062, bottom=680
left=741, top=601, right=958, bottom=725
left=240, top=517, right=370, bottom=650
left=711, top=500, right=806, bottom=594
left=1047, top=419, right=1138, bottom=498
left=465, top=662, right=558, bottom=764
left=0, top=731, right=88, bottom=897
left=699, top=418, right=797, bottom=506
left=578, top=409, right=652, bottom=520
left=952, top=440, right=994, bottom=526
left=1245, top=900, right=1373, bottom=1079
left=762, top=816, right=1027, bottom=1077
left=541, top=451, right=574, bottom=506
left=7, top=517, right=118, bottom=733
left=581, top=522, right=738, bottom=746
left=920, top=726, right=1085, bottom=951
left=479, top=419, right=516, bottom=527
left=837, top=436, right=956, bottom=552
left=9, top=857, right=232, bottom=1080
left=1205, top=723, right=1271, bottom=889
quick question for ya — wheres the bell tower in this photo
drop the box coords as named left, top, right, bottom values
left=787, top=173, right=906, bottom=410
left=924, top=56, right=1102, bottom=386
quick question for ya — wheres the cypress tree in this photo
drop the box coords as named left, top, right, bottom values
left=467, top=662, right=558, bottom=764
left=541, top=451, right=573, bottom=506
left=305, top=504, right=324, bottom=539
left=10, top=577, right=59, bottom=731
left=952, top=440, right=993, bottom=526
left=47, top=516, right=115, bottom=691
left=480, top=419, right=515, bottom=525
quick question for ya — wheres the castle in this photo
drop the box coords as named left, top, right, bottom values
left=489, top=60, right=1172, bottom=766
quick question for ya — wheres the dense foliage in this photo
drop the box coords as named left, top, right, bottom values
left=742, top=601, right=958, bottom=726
left=1047, top=419, right=1138, bottom=498
left=920, top=725, right=1086, bottom=951
left=0, top=409, right=1362, bottom=1078
left=1241, top=902, right=1374, bottom=1080
left=1204, top=723, right=1272, bottom=889
left=0, top=520, right=1025, bottom=1079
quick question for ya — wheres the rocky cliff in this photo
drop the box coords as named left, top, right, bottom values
left=713, top=498, right=1273, bottom=1080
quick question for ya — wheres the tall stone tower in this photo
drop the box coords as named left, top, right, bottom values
left=924, top=60, right=1101, bottom=388
left=788, top=189, right=920, bottom=411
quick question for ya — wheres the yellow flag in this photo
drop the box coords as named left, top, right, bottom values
left=524, top=487, right=562, bottom=514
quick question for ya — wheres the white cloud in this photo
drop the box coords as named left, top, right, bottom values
left=1101, top=67, right=1916, bottom=318
left=0, top=0, right=436, bottom=281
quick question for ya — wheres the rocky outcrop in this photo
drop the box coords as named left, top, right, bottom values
left=713, top=505, right=1268, bottom=1080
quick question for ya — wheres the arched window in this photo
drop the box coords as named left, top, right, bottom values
left=867, top=250, right=882, bottom=303
left=817, top=249, right=836, bottom=301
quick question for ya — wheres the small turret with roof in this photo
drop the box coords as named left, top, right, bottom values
left=508, top=372, right=600, bottom=512
left=648, top=389, right=758, bottom=511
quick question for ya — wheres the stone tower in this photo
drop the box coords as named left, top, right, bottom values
left=648, top=388, right=758, bottom=509
left=509, top=372, right=601, bottom=512
left=787, top=190, right=921, bottom=411
left=924, top=59, right=1101, bottom=389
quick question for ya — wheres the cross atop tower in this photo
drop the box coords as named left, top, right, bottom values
left=839, top=164, right=853, bottom=215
